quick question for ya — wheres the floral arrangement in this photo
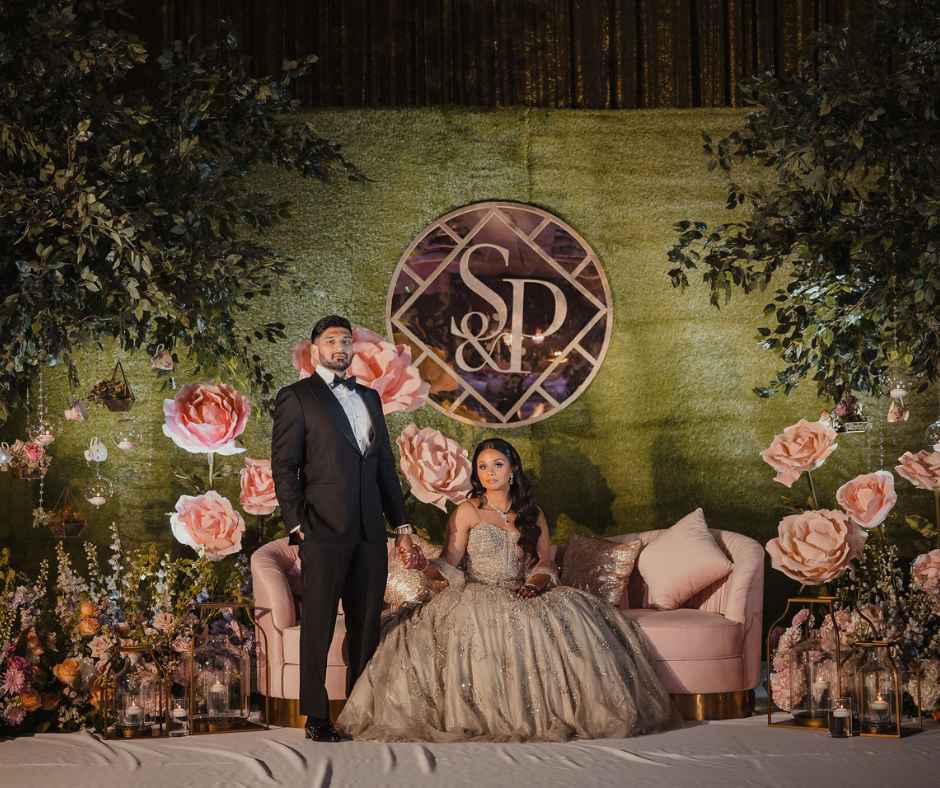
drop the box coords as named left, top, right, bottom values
left=0, top=525, right=251, bottom=735
left=3, top=439, right=52, bottom=479
left=762, top=417, right=940, bottom=716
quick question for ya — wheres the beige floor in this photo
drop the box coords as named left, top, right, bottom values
left=2, top=715, right=937, bottom=788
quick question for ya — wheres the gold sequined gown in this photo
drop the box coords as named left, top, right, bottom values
left=337, top=522, right=676, bottom=742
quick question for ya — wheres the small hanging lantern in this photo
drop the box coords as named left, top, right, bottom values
left=111, top=418, right=143, bottom=452
left=88, top=361, right=135, bottom=412
left=47, top=486, right=88, bottom=540
left=84, top=475, right=113, bottom=508
left=828, top=394, right=871, bottom=434
left=886, top=374, right=911, bottom=424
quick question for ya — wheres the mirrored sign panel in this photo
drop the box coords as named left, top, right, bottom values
left=387, top=202, right=613, bottom=427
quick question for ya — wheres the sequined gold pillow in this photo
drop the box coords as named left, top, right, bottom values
left=384, top=536, right=442, bottom=611
left=560, top=534, right=642, bottom=607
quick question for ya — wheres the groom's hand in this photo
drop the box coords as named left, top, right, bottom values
left=395, top=534, right=425, bottom=569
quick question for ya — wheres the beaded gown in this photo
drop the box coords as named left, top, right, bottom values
left=337, top=521, right=676, bottom=742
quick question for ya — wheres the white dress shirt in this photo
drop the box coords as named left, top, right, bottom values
left=289, top=365, right=373, bottom=535
left=315, top=364, right=374, bottom=453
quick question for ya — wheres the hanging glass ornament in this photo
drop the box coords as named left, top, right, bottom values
left=27, top=371, right=57, bottom=446
left=84, top=474, right=114, bottom=508
left=0, top=442, right=12, bottom=470
left=112, top=418, right=143, bottom=452
left=886, top=374, right=910, bottom=424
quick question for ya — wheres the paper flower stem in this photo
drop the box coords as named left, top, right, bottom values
left=806, top=470, right=820, bottom=510
left=934, top=489, right=940, bottom=548
left=207, top=452, right=215, bottom=489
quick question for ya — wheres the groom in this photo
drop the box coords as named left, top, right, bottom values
left=271, top=315, right=418, bottom=742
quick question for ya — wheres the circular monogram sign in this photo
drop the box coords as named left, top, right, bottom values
left=387, top=202, right=613, bottom=427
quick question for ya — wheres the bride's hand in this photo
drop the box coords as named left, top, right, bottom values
left=517, top=575, right=549, bottom=599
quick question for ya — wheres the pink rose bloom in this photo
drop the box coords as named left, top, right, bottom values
left=170, top=491, right=245, bottom=561
left=153, top=612, right=177, bottom=634
left=818, top=608, right=859, bottom=654
left=761, top=419, right=838, bottom=487
left=22, top=442, right=44, bottom=463
left=292, top=329, right=429, bottom=414
left=239, top=458, right=278, bottom=516
left=765, top=509, right=867, bottom=585
left=291, top=340, right=319, bottom=379
left=348, top=328, right=429, bottom=415
left=912, top=549, right=940, bottom=597
left=835, top=470, right=897, bottom=529
left=896, top=450, right=940, bottom=491
left=88, top=635, right=113, bottom=660
left=163, top=382, right=250, bottom=455
left=396, top=424, right=472, bottom=511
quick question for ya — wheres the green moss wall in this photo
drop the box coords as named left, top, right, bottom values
left=2, top=108, right=936, bottom=618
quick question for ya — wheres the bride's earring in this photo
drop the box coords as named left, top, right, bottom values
left=509, top=473, right=515, bottom=485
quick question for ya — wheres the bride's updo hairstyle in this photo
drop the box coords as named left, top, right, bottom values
left=469, top=438, right=541, bottom=565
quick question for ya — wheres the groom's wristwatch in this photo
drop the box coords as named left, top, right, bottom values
left=395, top=524, right=414, bottom=535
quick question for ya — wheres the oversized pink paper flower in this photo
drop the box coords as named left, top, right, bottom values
left=396, top=424, right=472, bottom=511
left=162, top=382, right=250, bottom=456
left=765, top=509, right=867, bottom=585
left=835, top=470, right=897, bottom=529
left=912, top=549, right=940, bottom=597
left=170, top=491, right=245, bottom=561
left=291, top=328, right=429, bottom=414
left=239, top=457, right=278, bottom=516
left=896, top=450, right=940, bottom=492
left=761, top=419, right=838, bottom=487
left=348, top=328, right=429, bottom=414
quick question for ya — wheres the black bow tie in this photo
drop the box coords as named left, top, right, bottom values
left=330, top=375, right=356, bottom=390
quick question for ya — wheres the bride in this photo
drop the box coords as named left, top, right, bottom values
left=337, top=438, right=676, bottom=742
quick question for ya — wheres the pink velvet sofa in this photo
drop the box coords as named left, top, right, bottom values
left=251, top=527, right=763, bottom=722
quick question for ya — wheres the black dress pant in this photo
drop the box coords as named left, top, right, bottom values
left=299, top=537, right=388, bottom=720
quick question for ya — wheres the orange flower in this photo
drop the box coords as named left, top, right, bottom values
left=78, top=617, right=100, bottom=636
left=52, top=658, right=81, bottom=686
left=79, top=599, right=97, bottom=617
left=18, top=689, right=41, bottom=712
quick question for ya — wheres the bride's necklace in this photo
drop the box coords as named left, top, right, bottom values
left=484, top=499, right=512, bottom=523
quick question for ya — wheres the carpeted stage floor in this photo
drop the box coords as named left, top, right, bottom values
left=3, top=715, right=937, bottom=788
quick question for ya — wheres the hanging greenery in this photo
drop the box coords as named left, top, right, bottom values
left=0, top=0, right=361, bottom=418
left=667, top=0, right=940, bottom=402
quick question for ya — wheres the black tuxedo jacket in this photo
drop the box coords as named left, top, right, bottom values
left=270, top=374, right=406, bottom=543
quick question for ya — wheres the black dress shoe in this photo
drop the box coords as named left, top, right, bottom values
left=304, top=720, right=348, bottom=742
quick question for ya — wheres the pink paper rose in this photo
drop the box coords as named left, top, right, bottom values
left=396, top=424, right=472, bottom=511
left=895, top=450, right=940, bottom=491
left=170, top=491, right=245, bottom=560
left=835, top=470, right=897, bottom=529
left=348, top=328, right=429, bottom=414
left=912, top=549, right=940, bottom=597
left=761, top=419, right=838, bottom=487
left=291, top=327, right=429, bottom=414
left=765, top=509, right=867, bottom=585
left=239, top=457, right=278, bottom=516
left=163, top=382, right=250, bottom=455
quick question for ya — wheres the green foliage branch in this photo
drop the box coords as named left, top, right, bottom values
left=0, top=0, right=360, bottom=415
left=667, top=0, right=940, bottom=401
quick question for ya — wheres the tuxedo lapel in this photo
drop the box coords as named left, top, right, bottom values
left=359, top=385, right=383, bottom=457
left=308, top=374, right=361, bottom=454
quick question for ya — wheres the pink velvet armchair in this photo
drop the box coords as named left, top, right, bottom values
left=252, top=528, right=763, bottom=725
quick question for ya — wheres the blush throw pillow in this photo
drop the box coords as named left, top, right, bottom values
left=636, top=508, right=733, bottom=610
left=560, top=533, right=643, bottom=606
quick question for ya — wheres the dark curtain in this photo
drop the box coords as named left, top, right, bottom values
left=136, top=0, right=850, bottom=109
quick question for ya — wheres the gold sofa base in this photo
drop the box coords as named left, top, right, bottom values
left=671, top=690, right=754, bottom=721
left=264, top=697, right=347, bottom=728
left=265, top=691, right=754, bottom=727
